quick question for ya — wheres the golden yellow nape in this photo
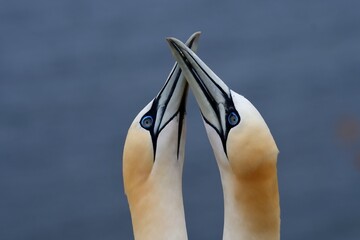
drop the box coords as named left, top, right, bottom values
left=167, top=37, right=280, bottom=240
left=122, top=32, right=200, bottom=240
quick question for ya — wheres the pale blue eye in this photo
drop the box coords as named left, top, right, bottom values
left=227, top=112, right=239, bottom=126
left=141, top=116, right=153, bottom=129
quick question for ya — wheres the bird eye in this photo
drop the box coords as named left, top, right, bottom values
left=140, top=116, right=153, bottom=129
left=227, top=112, right=239, bottom=126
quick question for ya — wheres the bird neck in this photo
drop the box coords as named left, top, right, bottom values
left=126, top=170, right=188, bottom=240
left=220, top=161, right=280, bottom=240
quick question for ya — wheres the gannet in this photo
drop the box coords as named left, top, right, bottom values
left=167, top=38, right=280, bottom=240
left=122, top=32, right=201, bottom=240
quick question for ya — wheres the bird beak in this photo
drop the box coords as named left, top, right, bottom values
left=167, top=37, right=237, bottom=146
left=146, top=33, right=201, bottom=156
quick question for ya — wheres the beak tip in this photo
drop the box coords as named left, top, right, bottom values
left=166, top=37, right=175, bottom=45
left=166, top=37, right=181, bottom=46
left=166, top=31, right=202, bottom=51
left=167, top=38, right=188, bottom=57
left=166, top=38, right=184, bottom=59
left=191, top=31, right=202, bottom=39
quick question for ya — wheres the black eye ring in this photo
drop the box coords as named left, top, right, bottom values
left=227, top=112, right=239, bottom=126
left=140, top=116, right=153, bottom=129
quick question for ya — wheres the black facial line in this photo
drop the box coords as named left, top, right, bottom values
left=176, top=84, right=188, bottom=159
left=200, top=95, right=239, bottom=157
left=142, top=99, right=159, bottom=157
left=201, top=112, right=228, bottom=155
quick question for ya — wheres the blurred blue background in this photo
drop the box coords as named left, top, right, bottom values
left=1, top=0, right=360, bottom=239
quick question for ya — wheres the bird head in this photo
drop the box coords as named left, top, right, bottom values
left=123, top=33, right=200, bottom=196
left=167, top=37, right=278, bottom=177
